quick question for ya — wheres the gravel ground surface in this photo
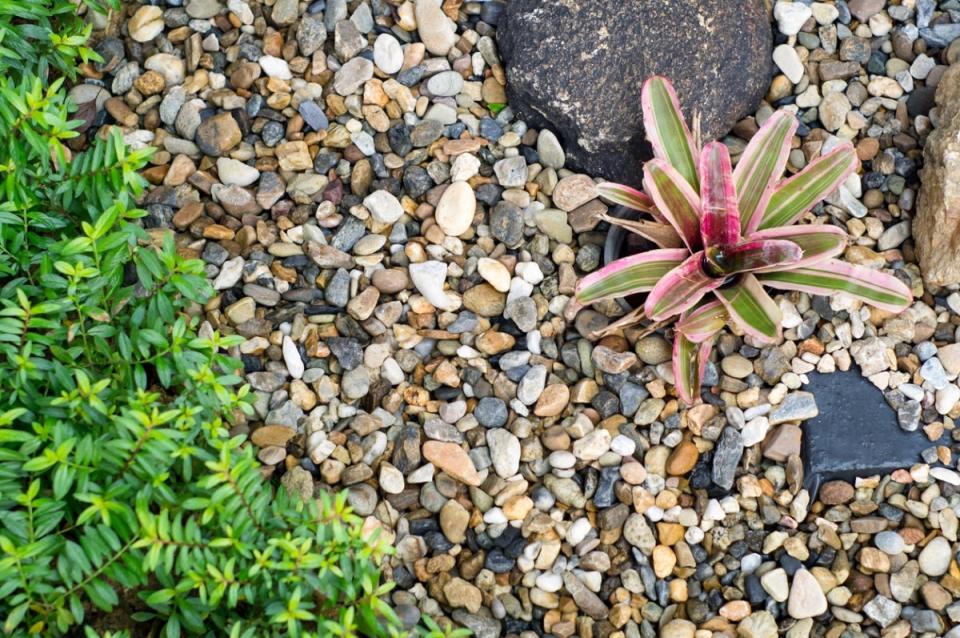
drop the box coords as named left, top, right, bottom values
left=82, top=0, right=960, bottom=635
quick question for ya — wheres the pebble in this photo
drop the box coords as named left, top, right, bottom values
left=374, top=34, right=403, bottom=74
left=364, top=190, right=404, bottom=224
left=774, top=1, right=813, bottom=35
left=414, top=0, right=458, bottom=55
left=918, top=536, right=952, bottom=576
left=773, top=44, right=805, bottom=84
left=128, top=6, right=164, bottom=43
left=435, top=181, right=475, bottom=236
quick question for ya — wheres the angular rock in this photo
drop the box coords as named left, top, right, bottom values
left=498, top=0, right=771, bottom=186
left=422, top=441, right=483, bottom=486
left=916, top=64, right=960, bottom=286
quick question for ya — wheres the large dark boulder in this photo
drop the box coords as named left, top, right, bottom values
left=498, top=0, right=772, bottom=186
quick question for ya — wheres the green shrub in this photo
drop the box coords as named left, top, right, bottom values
left=0, top=2, right=466, bottom=636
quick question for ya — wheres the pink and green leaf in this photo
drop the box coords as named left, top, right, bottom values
left=699, top=142, right=741, bottom=249
left=595, top=182, right=665, bottom=223
left=644, top=159, right=703, bottom=252
left=642, top=76, right=699, bottom=190
left=575, top=248, right=688, bottom=305
left=644, top=252, right=724, bottom=321
left=747, top=225, right=847, bottom=270
left=757, top=259, right=913, bottom=314
left=676, top=300, right=728, bottom=343
left=600, top=213, right=684, bottom=249
left=707, top=239, right=802, bottom=276
left=758, top=144, right=859, bottom=230
left=673, top=332, right=712, bottom=405
left=735, top=111, right=798, bottom=233
left=714, top=274, right=782, bottom=343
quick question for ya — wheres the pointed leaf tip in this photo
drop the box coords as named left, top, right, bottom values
left=735, top=110, right=798, bottom=234
left=642, top=76, right=699, bottom=191
left=699, top=142, right=741, bottom=249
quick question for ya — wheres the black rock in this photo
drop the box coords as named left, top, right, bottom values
left=484, top=548, right=515, bottom=573
left=497, top=0, right=772, bottom=186
left=593, top=466, right=620, bottom=508
left=802, top=369, right=947, bottom=495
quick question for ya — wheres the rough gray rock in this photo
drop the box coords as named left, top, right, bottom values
left=498, top=0, right=772, bottom=186
left=915, top=64, right=960, bottom=286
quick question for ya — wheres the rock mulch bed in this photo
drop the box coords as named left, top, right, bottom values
left=83, top=0, right=960, bottom=636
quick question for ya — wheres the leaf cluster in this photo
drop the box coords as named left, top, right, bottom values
left=0, top=3, right=468, bottom=637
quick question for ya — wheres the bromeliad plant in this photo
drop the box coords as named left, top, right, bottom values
left=575, top=76, right=913, bottom=404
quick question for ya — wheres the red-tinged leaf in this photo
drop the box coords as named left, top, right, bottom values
left=706, top=239, right=802, bottom=276
left=642, top=76, right=699, bottom=190
left=747, top=225, right=848, bottom=270
left=643, top=159, right=703, bottom=252
left=758, top=144, right=859, bottom=230
left=595, top=182, right=665, bottom=222
left=735, top=111, right=798, bottom=233
left=699, top=142, right=741, bottom=249
left=575, top=249, right=688, bottom=305
left=757, top=259, right=913, bottom=314
left=600, top=213, right=684, bottom=249
left=644, top=251, right=724, bottom=321
left=673, top=331, right=712, bottom=405
left=676, top=300, right=728, bottom=343
left=714, top=274, right=782, bottom=343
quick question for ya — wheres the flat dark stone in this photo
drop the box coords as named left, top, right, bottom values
left=801, top=369, right=945, bottom=496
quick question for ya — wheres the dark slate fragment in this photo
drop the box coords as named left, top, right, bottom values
left=801, top=369, right=948, bottom=496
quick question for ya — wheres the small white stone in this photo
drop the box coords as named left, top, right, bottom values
left=535, top=572, right=563, bottom=593
left=810, top=2, right=839, bottom=24
left=572, top=429, right=610, bottom=461
left=477, top=258, right=511, bottom=292
left=373, top=33, right=403, bottom=74
left=435, top=181, right=476, bottom=236
left=379, top=463, right=405, bottom=494
left=216, top=157, right=260, bottom=186
left=548, top=450, right=576, bottom=470
left=761, top=568, right=789, bottom=602
left=414, top=0, right=458, bottom=55
left=935, top=384, right=960, bottom=415
left=450, top=153, right=481, bottom=181
left=567, top=518, right=592, bottom=545
left=741, top=417, right=770, bottom=447
left=918, top=536, right=951, bottom=576
left=363, top=189, right=404, bottom=224
left=259, top=55, right=292, bottom=79
left=487, top=428, right=520, bottom=478
left=516, top=261, right=544, bottom=284
left=610, top=435, right=636, bottom=456
left=774, top=1, right=813, bottom=35
left=213, top=256, right=244, bottom=290
left=409, top=260, right=457, bottom=310
left=773, top=44, right=805, bottom=83
left=931, top=467, right=960, bottom=486
left=282, top=335, right=304, bottom=379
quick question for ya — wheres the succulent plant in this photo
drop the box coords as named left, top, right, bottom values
left=575, top=77, right=913, bottom=404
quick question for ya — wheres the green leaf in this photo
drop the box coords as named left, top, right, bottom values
left=759, top=144, right=858, bottom=230
left=575, top=248, right=688, bottom=305
left=642, top=76, right=699, bottom=190
left=758, top=259, right=912, bottom=314
left=714, top=274, right=781, bottom=343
